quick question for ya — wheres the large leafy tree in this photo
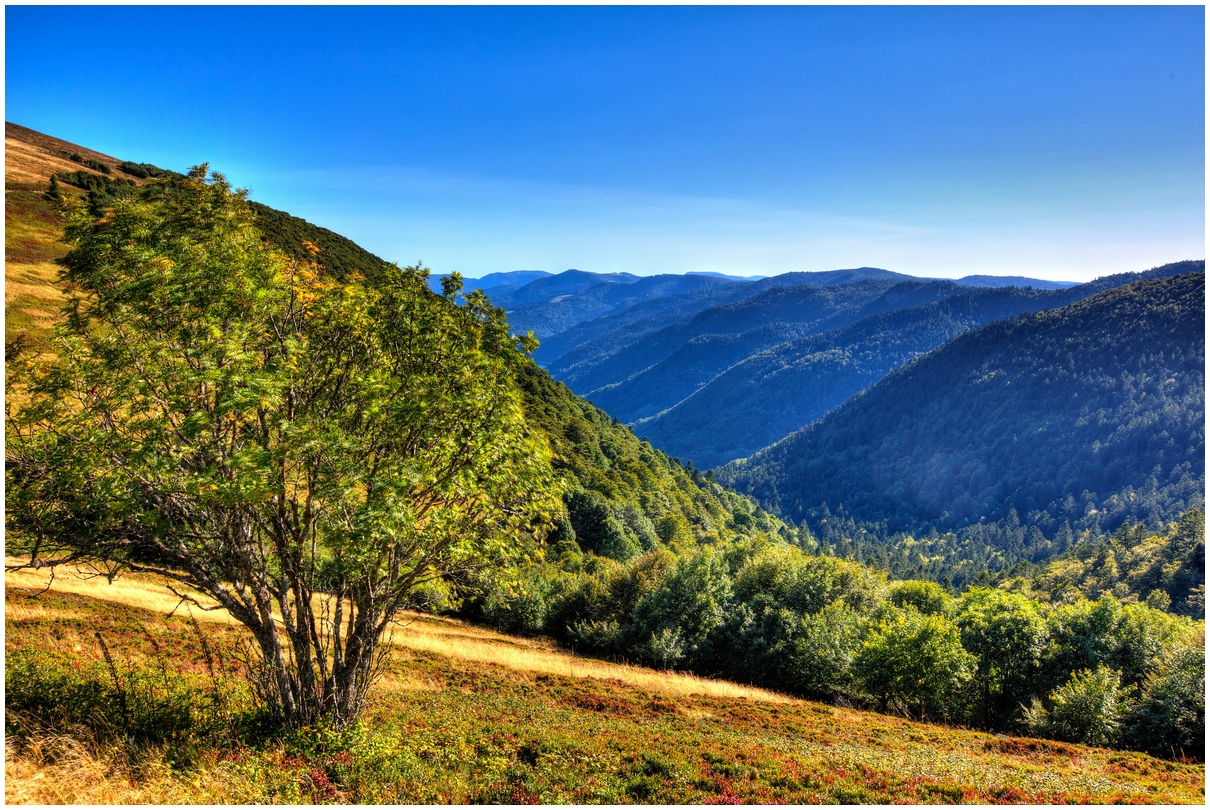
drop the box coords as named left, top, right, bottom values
left=6, top=167, right=557, bottom=728
left=853, top=605, right=974, bottom=721
left=955, top=587, right=1048, bottom=728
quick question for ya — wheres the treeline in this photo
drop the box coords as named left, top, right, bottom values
left=788, top=493, right=1206, bottom=593
left=999, top=508, right=1205, bottom=616
left=465, top=524, right=1204, bottom=760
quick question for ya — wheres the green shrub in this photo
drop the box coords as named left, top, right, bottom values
left=854, top=605, right=975, bottom=720
left=1025, top=664, right=1129, bottom=747
left=1123, top=633, right=1205, bottom=760
left=65, top=152, right=110, bottom=173
left=890, top=579, right=952, bottom=615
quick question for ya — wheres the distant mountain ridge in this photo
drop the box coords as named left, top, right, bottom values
left=952, top=275, right=1078, bottom=290
left=719, top=271, right=1205, bottom=539
left=631, top=261, right=1204, bottom=467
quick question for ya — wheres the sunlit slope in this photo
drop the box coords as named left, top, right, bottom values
left=6, top=564, right=1204, bottom=804
left=4, top=123, right=112, bottom=354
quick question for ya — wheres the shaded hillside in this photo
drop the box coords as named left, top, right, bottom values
left=531, top=283, right=755, bottom=366
left=585, top=280, right=978, bottom=421
left=543, top=269, right=910, bottom=383
left=720, top=272, right=1206, bottom=538
left=557, top=279, right=906, bottom=395
left=637, top=265, right=1205, bottom=468
left=532, top=269, right=895, bottom=369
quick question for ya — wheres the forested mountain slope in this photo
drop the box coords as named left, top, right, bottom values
left=998, top=508, right=1205, bottom=616
left=532, top=282, right=760, bottom=365
left=513, top=361, right=785, bottom=560
left=248, top=202, right=391, bottom=285
left=586, top=280, right=989, bottom=421
left=719, top=272, right=1205, bottom=538
left=954, top=274, right=1077, bottom=290
left=638, top=264, right=1205, bottom=468
left=556, top=279, right=908, bottom=395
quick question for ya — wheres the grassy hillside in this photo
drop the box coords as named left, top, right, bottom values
left=721, top=272, right=1205, bottom=540
left=5, top=123, right=387, bottom=350
left=6, top=564, right=1203, bottom=804
left=4, top=124, right=108, bottom=355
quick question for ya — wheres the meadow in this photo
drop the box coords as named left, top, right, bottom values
left=5, top=563, right=1204, bottom=804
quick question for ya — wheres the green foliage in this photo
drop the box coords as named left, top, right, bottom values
left=631, top=547, right=733, bottom=668
left=1040, top=595, right=1195, bottom=700
left=890, top=579, right=952, bottom=615
left=1025, top=665, right=1129, bottom=747
left=509, top=361, right=784, bottom=563
left=117, top=160, right=183, bottom=179
left=7, top=166, right=557, bottom=729
left=53, top=169, right=136, bottom=208
left=854, top=606, right=975, bottom=721
left=1000, top=509, right=1205, bottom=617
left=955, top=588, right=1047, bottom=728
left=482, top=572, right=553, bottom=636
left=1124, top=631, right=1206, bottom=759
left=64, top=151, right=110, bottom=173
left=5, top=643, right=240, bottom=751
left=475, top=518, right=1201, bottom=758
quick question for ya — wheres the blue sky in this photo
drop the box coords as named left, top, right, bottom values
left=6, top=5, right=1204, bottom=282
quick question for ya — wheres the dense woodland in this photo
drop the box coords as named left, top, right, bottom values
left=637, top=267, right=1204, bottom=468
left=720, top=273, right=1205, bottom=552
left=999, top=509, right=1205, bottom=617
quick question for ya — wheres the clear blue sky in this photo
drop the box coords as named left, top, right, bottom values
left=6, top=5, right=1204, bottom=281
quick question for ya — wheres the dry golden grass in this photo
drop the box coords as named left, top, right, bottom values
left=5, top=734, right=266, bottom=805
left=5, top=560, right=792, bottom=705
left=5, top=124, right=136, bottom=189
